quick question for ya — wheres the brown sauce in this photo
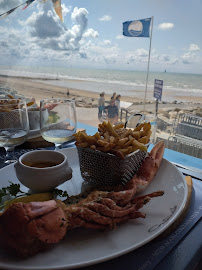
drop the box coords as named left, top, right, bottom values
left=23, top=161, right=59, bottom=168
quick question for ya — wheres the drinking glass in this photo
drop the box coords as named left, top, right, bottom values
left=0, top=99, right=29, bottom=164
left=40, top=99, right=77, bottom=149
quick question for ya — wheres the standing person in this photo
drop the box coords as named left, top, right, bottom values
left=98, top=92, right=105, bottom=121
left=105, top=99, right=118, bottom=125
left=115, top=95, right=121, bottom=111
left=110, top=92, right=116, bottom=100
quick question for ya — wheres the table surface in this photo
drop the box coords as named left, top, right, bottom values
left=0, top=122, right=202, bottom=270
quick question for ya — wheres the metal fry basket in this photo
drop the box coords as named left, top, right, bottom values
left=77, top=147, right=148, bottom=186
left=0, top=110, right=21, bottom=128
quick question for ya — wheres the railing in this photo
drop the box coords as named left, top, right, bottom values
left=166, top=113, right=202, bottom=159
left=157, top=137, right=202, bottom=159
left=120, top=108, right=129, bottom=123
left=174, top=114, right=202, bottom=140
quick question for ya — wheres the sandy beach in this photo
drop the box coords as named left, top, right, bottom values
left=0, top=76, right=146, bottom=105
left=0, top=76, right=202, bottom=130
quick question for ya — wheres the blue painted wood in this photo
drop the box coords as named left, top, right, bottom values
left=148, top=144, right=202, bottom=170
left=77, top=122, right=98, bottom=135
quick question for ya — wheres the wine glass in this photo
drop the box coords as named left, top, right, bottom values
left=0, top=99, right=29, bottom=164
left=40, top=98, right=77, bottom=149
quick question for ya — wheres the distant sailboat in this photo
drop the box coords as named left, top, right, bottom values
left=164, top=70, right=167, bottom=73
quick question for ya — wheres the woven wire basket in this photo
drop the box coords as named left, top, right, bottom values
left=0, top=110, right=21, bottom=128
left=77, top=146, right=148, bottom=186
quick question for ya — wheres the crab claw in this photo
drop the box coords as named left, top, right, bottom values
left=149, top=140, right=165, bottom=168
left=127, top=141, right=165, bottom=195
left=137, top=140, right=165, bottom=183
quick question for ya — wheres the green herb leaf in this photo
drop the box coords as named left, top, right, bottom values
left=0, top=182, right=27, bottom=204
left=52, top=188, right=69, bottom=198
left=0, top=182, right=69, bottom=212
left=7, top=182, right=24, bottom=197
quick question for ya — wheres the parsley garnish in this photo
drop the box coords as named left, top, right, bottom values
left=0, top=182, right=27, bottom=203
left=52, top=189, right=69, bottom=198
left=0, top=182, right=69, bottom=211
left=0, top=182, right=29, bottom=211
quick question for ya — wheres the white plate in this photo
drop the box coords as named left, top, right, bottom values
left=0, top=147, right=187, bottom=270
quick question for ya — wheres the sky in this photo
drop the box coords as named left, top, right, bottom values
left=0, top=0, right=202, bottom=74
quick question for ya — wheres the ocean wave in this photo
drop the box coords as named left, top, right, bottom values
left=0, top=68, right=202, bottom=95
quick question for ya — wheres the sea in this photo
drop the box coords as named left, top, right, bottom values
left=0, top=66, right=202, bottom=103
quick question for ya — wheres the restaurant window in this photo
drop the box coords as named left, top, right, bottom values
left=0, top=0, right=201, bottom=159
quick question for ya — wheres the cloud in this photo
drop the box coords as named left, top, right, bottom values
left=79, top=52, right=87, bottom=59
left=158, top=23, right=174, bottom=30
left=116, top=35, right=124, bottom=40
left=99, top=15, right=112, bottom=21
left=0, top=0, right=24, bottom=11
left=71, top=7, right=88, bottom=25
left=136, top=48, right=148, bottom=57
left=181, top=52, right=196, bottom=64
left=1, top=2, right=201, bottom=72
left=80, top=40, right=120, bottom=65
left=189, top=43, right=200, bottom=52
left=0, top=2, right=100, bottom=66
left=19, top=4, right=92, bottom=51
left=83, top=28, right=99, bottom=38
left=24, top=10, right=65, bottom=39
left=102, top=40, right=111, bottom=45
left=61, top=4, right=71, bottom=17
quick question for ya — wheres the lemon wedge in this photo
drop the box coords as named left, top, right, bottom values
left=4, top=192, right=54, bottom=210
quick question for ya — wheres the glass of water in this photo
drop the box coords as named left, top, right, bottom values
left=40, top=99, right=77, bottom=149
left=0, top=99, right=29, bottom=164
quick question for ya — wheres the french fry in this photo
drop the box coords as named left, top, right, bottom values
left=120, top=129, right=132, bottom=138
left=109, top=149, right=125, bottom=160
left=0, top=96, right=35, bottom=112
left=134, top=123, right=144, bottom=132
left=117, top=137, right=128, bottom=146
left=105, top=121, right=119, bottom=137
left=79, top=132, right=97, bottom=145
left=74, top=121, right=151, bottom=159
left=97, top=143, right=115, bottom=153
left=114, top=123, right=124, bottom=129
left=119, top=146, right=133, bottom=155
left=131, top=145, right=140, bottom=152
left=26, top=101, right=35, bottom=107
left=131, top=131, right=141, bottom=140
left=145, top=129, right=152, bottom=139
left=97, top=139, right=109, bottom=147
left=94, top=132, right=102, bottom=140
left=122, top=138, right=134, bottom=148
left=132, top=139, right=147, bottom=152
left=7, top=94, right=15, bottom=99
left=143, top=122, right=151, bottom=132
left=139, top=136, right=150, bottom=144
left=75, top=142, right=88, bottom=148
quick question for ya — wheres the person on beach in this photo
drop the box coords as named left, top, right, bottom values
left=98, top=92, right=105, bottom=121
left=105, top=99, right=118, bottom=125
left=115, top=94, right=121, bottom=112
left=110, top=92, right=116, bottom=100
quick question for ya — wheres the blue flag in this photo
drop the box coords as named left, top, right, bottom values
left=123, top=18, right=151, bottom=37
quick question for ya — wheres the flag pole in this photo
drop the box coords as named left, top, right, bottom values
left=143, top=16, right=154, bottom=112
